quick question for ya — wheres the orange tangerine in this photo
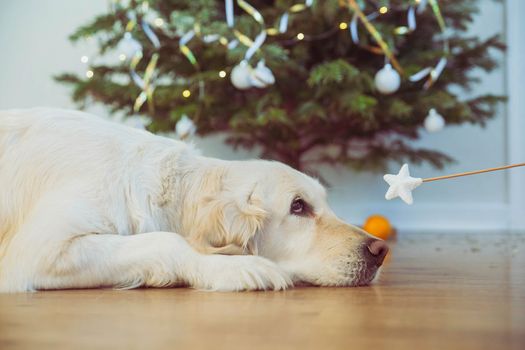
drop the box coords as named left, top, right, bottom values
left=363, top=215, right=393, bottom=240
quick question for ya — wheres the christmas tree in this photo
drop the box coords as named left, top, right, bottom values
left=56, top=0, right=504, bottom=173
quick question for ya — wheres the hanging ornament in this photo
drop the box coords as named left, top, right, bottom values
left=117, top=32, right=142, bottom=61
left=175, top=114, right=196, bottom=139
left=231, top=60, right=275, bottom=90
left=424, top=108, right=445, bottom=132
left=249, top=60, right=275, bottom=88
left=230, top=61, right=253, bottom=90
left=374, top=64, right=400, bottom=94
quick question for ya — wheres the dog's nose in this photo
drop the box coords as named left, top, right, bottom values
left=363, top=238, right=389, bottom=267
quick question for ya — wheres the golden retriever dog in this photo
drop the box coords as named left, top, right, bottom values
left=0, top=108, right=388, bottom=292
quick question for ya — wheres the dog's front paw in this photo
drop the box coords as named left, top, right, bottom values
left=194, top=255, right=292, bottom=291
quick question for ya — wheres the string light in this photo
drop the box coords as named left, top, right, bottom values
left=85, top=70, right=94, bottom=78
left=339, top=22, right=348, bottom=30
left=379, top=6, right=388, bottom=14
left=80, top=55, right=89, bottom=63
left=153, top=18, right=164, bottom=27
left=182, top=89, right=191, bottom=98
left=219, top=70, right=227, bottom=78
left=119, top=54, right=126, bottom=61
left=297, top=33, right=305, bottom=40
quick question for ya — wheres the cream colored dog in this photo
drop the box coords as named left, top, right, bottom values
left=0, top=108, right=388, bottom=293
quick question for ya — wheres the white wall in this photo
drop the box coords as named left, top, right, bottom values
left=0, top=0, right=522, bottom=231
left=506, top=0, right=525, bottom=231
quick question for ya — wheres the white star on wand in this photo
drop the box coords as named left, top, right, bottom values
left=383, top=162, right=525, bottom=205
left=383, top=164, right=422, bottom=205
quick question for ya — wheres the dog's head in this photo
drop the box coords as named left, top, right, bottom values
left=181, top=159, right=388, bottom=287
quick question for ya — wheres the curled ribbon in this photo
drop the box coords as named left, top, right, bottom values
left=225, top=0, right=267, bottom=62
left=125, top=11, right=161, bottom=113
left=409, top=0, right=449, bottom=88
left=350, top=11, right=378, bottom=44
left=130, top=51, right=159, bottom=112
left=179, top=29, right=199, bottom=68
left=179, top=26, right=205, bottom=98
left=394, top=6, right=416, bottom=35
left=267, top=0, right=314, bottom=36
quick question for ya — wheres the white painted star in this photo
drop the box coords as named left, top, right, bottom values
left=383, top=164, right=423, bottom=205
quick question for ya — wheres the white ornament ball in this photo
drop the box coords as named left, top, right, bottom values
left=424, top=108, right=445, bottom=133
left=250, top=60, right=275, bottom=88
left=175, top=114, right=196, bottom=139
left=374, top=64, right=401, bottom=94
left=230, top=61, right=253, bottom=90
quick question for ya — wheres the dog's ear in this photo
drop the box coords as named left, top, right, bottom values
left=227, top=183, right=266, bottom=255
left=184, top=170, right=267, bottom=255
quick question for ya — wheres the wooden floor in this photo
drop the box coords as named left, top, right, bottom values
left=0, top=232, right=524, bottom=350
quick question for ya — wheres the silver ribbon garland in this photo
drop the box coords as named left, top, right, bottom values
left=124, top=10, right=162, bottom=112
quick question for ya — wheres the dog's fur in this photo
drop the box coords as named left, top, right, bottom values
left=0, top=108, right=382, bottom=292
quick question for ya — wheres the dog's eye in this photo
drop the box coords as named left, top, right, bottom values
left=290, top=198, right=307, bottom=215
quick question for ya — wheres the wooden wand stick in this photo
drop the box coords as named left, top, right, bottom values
left=422, top=162, right=525, bottom=183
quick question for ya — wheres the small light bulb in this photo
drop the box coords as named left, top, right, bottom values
left=219, top=37, right=228, bottom=46
left=80, top=55, right=89, bottom=63
left=297, top=33, right=305, bottom=40
left=119, top=54, right=126, bottom=61
left=379, top=6, right=388, bottom=14
left=219, top=70, right=226, bottom=78
left=182, top=89, right=191, bottom=98
left=86, top=70, right=94, bottom=79
left=153, top=18, right=164, bottom=27
left=339, top=22, right=348, bottom=30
